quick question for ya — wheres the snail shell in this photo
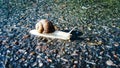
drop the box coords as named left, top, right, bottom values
left=35, top=19, right=55, bottom=33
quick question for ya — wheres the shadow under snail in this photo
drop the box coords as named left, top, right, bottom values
left=30, top=19, right=76, bottom=40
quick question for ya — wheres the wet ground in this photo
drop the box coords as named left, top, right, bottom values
left=0, top=0, right=120, bottom=68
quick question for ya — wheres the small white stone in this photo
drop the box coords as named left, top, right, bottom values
left=39, top=62, right=43, bottom=67
left=106, top=59, right=114, bottom=66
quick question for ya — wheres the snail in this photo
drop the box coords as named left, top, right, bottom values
left=30, top=19, right=76, bottom=40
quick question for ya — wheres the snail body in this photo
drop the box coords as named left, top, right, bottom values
left=30, top=19, right=75, bottom=40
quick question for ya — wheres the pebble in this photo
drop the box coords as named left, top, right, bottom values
left=114, top=42, right=119, bottom=47
left=85, top=59, right=96, bottom=65
left=71, top=51, right=78, bottom=56
left=74, top=61, right=78, bottom=64
left=47, top=58, right=52, bottom=62
left=30, top=51, right=36, bottom=55
left=61, top=58, right=68, bottom=62
left=32, top=62, right=37, bottom=67
left=22, top=35, right=30, bottom=39
left=38, top=62, right=43, bottom=67
left=13, top=40, right=19, bottom=45
left=106, top=59, right=115, bottom=66
left=18, top=49, right=26, bottom=53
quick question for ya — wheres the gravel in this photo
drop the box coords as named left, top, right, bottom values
left=0, top=0, right=120, bottom=68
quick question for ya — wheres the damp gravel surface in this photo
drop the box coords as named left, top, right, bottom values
left=0, top=0, right=120, bottom=68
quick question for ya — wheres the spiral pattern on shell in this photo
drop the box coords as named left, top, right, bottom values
left=35, top=19, right=55, bottom=33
